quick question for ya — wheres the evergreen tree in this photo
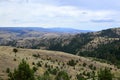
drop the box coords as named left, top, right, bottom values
left=98, top=68, right=113, bottom=80
left=8, top=59, right=35, bottom=80
left=55, top=71, right=70, bottom=80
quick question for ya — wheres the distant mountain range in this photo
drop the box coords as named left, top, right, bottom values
left=0, top=27, right=92, bottom=33
left=45, top=28, right=92, bottom=33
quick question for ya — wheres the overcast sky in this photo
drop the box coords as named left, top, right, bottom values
left=0, top=0, right=120, bottom=30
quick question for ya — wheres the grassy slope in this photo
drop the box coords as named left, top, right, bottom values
left=0, top=46, right=120, bottom=80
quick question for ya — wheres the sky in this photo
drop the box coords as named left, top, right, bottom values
left=0, top=0, right=120, bottom=30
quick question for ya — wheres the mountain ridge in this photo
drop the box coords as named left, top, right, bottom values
left=0, top=27, right=92, bottom=33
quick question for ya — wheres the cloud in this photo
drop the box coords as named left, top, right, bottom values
left=91, top=19, right=115, bottom=23
left=0, top=0, right=120, bottom=30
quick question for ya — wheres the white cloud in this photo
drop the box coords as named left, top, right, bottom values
left=0, top=1, right=120, bottom=30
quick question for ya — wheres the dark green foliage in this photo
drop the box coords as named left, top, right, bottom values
left=32, top=62, right=35, bottom=65
left=55, top=71, right=70, bottom=80
left=6, top=68, right=10, bottom=73
left=33, top=66, right=38, bottom=72
left=99, top=29, right=120, bottom=38
left=93, top=66, right=96, bottom=70
left=38, top=71, right=52, bottom=80
left=13, top=48, right=18, bottom=53
left=98, top=68, right=113, bottom=80
left=91, top=71, right=96, bottom=79
left=48, top=68, right=58, bottom=75
left=67, top=59, right=77, bottom=66
left=45, top=63, right=48, bottom=68
left=48, top=29, right=120, bottom=67
left=8, top=59, right=35, bottom=80
left=0, top=77, right=3, bottom=80
left=37, top=61, right=42, bottom=67
left=33, top=54, right=40, bottom=58
left=49, top=33, right=93, bottom=54
left=83, top=71, right=86, bottom=76
left=76, top=74, right=86, bottom=80
left=83, top=63, right=87, bottom=67
left=80, top=40, right=120, bottom=67
left=89, top=64, right=94, bottom=70
left=86, top=72, right=91, bottom=78
left=13, top=58, right=16, bottom=61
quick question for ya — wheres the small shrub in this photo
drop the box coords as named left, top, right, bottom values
left=37, top=61, right=42, bottom=67
left=33, top=66, right=38, bottom=72
left=32, top=62, right=35, bottom=65
left=38, top=70, right=52, bottom=80
left=86, top=72, right=91, bottom=78
left=13, top=58, right=16, bottom=61
left=13, top=48, right=18, bottom=53
left=6, top=68, right=10, bottom=73
left=83, top=63, right=87, bottom=67
left=48, top=68, right=58, bottom=75
left=93, top=66, right=96, bottom=70
left=67, top=59, right=77, bottom=66
left=76, top=74, right=86, bottom=80
left=55, top=71, right=70, bottom=80
left=89, top=64, right=93, bottom=70
left=32, top=54, right=40, bottom=58
left=45, top=63, right=48, bottom=68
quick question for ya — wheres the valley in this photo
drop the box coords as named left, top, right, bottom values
left=0, top=27, right=120, bottom=80
left=0, top=0, right=120, bottom=79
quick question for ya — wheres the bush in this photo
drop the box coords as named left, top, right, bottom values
left=6, top=68, right=10, bottom=73
left=98, top=68, right=113, bottom=80
left=32, top=62, right=35, bottom=65
left=83, top=63, right=87, bottom=67
left=37, top=61, right=42, bottom=67
left=33, top=66, right=38, bottom=72
left=37, top=71, right=52, bottom=80
left=76, top=74, right=86, bottom=80
left=55, top=71, right=70, bottom=80
left=8, top=59, right=35, bottom=80
left=13, top=48, right=18, bottom=53
left=13, top=58, right=17, bottom=61
left=67, top=59, right=77, bottom=66
left=33, top=54, right=40, bottom=58
left=89, top=64, right=93, bottom=70
left=48, top=68, right=58, bottom=75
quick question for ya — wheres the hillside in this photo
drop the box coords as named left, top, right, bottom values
left=0, top=27, right=74, bottom=48
left=47, top=28, right=120, bottom=67
left=0, top=46, right=120, bottom=80
left=0, top=27, right=120, bottom=67
left=0, top=27, right=73, bottom=40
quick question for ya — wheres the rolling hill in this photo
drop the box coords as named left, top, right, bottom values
left=0, top=27, right=120, bottom=67
left=0, top=46, right=120, bottom=80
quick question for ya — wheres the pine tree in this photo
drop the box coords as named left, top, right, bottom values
left=55, top=71, right=70, bottom=80
left=98, top=68, right=113, bottom=80
left=8, top=59, right=35, bottom=80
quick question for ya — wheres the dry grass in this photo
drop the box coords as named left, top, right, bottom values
left=0, top=46, right=120, bottom=80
